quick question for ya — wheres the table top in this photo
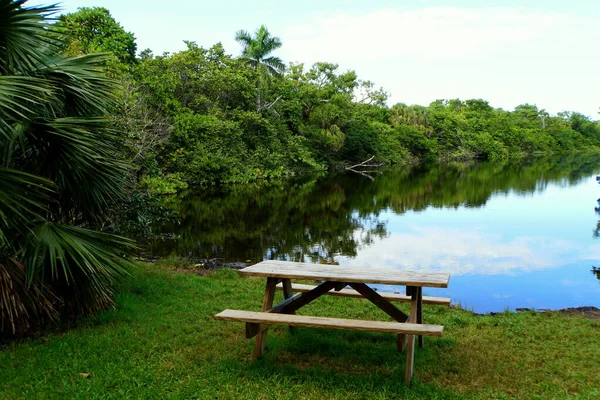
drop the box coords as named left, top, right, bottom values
left=239, top=260, right=450, bottom=288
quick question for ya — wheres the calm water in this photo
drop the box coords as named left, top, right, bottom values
left=151, top=157, right=600, bottom=313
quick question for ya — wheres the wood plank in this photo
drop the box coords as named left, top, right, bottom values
left=276, top=283, right=451, bottom=306
left=215, top=309, right=444, bottom=336
left=240, top=260, right=449, bottom=288
left=348, top=282, right=409, bottom=322
left=405, top=286, right=421, bottom=385
left=252, top=277, right=277, bottom=361
left=417, top=288, right=424, bottom=348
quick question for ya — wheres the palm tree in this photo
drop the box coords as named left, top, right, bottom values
left=235, top=25, right=284, bottom=111
left=0, top=0, right=134, bottom=334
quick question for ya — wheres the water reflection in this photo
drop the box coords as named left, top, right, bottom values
left=151, top=156, right=599, bottom=265
left=150, top=156, right=600, bottom=312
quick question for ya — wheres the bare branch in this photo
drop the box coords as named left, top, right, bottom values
left=346, top=156, right=376, bottom=170
left=258, top=95, right=283, bottom=111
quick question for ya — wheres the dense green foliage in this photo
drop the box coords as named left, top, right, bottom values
left=55, top=6, right=600, bottom=189
left=0, top=1, right=134, bottom=334
left=1, top=264, right=598, bottom=399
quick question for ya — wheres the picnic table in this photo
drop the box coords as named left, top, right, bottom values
left=215, top=260, right=451, bottom=384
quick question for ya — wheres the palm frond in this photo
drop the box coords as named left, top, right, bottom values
left=0, top=76, right=55, bottom=122
left=24, top=223, right=135, bottom=311
left=238, top=56, right=258, bottom=70
left=0, top=0, right=59, bottom=74
left=25, top=222, right=134, bottom=282
left=261, top=56, right=285, bottom=77
left=37, top=54, right=118, bottom=117
left=257, top=25, right=281, bottom=55
left=235, top=25, right=283, bottom=75
left=234, top=29, right=253, bottom=49
left=25, top=117, right=129, bottom=221
left=0, top=167, right=53, bottom=247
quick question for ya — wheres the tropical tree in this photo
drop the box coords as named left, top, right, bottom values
left=0, top=0, right=134, bottom=334
left=235, top=25, right=284, bottom=111
left=56, top=6, right=137, bottom=72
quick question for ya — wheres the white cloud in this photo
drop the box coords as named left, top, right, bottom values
left=283, top=8, right=565, bottom=62
left=280, top=7, right=600, bottom=116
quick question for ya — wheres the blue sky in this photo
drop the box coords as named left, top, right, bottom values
left=38, top=0, right=600, bottom=117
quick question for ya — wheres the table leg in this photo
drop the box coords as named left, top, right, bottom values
left=405, top=285, right=421, bottom=385
left=397, top=331, right=408, bottom=352
left=349, top=283, right=410, bottom=353
left=281, top=278, right=295, bottom=334
left=417, top=289, right=423, bottom=348
left=252, top=277, right=277, bottom=361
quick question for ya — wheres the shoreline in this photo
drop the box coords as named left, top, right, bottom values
left=144, top=257, right=600, bottom=320
left=471, top=305, right=600, bottom=321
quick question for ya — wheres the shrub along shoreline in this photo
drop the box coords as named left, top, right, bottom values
left=1, top=263, right=598, bottom=399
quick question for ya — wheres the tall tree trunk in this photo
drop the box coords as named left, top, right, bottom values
left=257, top=76, right=261, bottom=112
left=255, top=63, right=261, bottom=112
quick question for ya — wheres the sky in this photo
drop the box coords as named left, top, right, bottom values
left=37, top=0, right=600, bottom=117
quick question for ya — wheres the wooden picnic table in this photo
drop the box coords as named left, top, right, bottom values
left=215, top=260, right=451, bottom=384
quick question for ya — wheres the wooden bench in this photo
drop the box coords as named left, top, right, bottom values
left=215, top=309, right=444, bottom=336
left=276, top=283, right=451, bottom=306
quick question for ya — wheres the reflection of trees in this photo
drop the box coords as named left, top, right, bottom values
left=592, top=267, right=600, bottom=283
left=151, top=180, right=387, bottom=263
left=149, top=156, right=599, bottom=262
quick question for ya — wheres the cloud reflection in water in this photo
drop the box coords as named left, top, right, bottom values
left=338, top=225, right=600, bottom=277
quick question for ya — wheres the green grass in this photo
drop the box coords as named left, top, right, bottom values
left=1, top=264, right=599, bottom=399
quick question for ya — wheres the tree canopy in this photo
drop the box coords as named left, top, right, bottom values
left=56, top=6, right=137, bottom=73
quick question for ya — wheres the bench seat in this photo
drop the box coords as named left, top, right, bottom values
left=214, top=309, right=444, bottom=336
left=276, top=282, right=451, bottom=306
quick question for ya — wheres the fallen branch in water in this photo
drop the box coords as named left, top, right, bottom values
left=346, top=156, right=385, bottom=171
left=345, top=156, right=385, bottom=180
left=348, top=169, right=375, bottom=181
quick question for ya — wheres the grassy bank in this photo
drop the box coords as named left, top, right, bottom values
left=1, top=264, right=599, bottom=399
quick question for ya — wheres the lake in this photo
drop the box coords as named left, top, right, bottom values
left=150, top=156, right=600, bottom=313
